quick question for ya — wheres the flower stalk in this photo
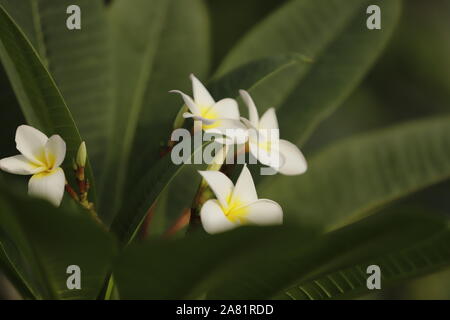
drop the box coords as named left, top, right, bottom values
left=66, top=142, right=102, bottom=226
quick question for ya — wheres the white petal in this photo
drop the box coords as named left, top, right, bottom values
left=170, top=90, right=200, bottom=115
left=15, top=125, right=48, bottom=165
left=198, top=170, right=233, bottom=208
left=239, top=90, right=259, bottom=127
left=45, top=135, right=66, bottom=169
left=28, top=167, right=65, bottom=207
left=209, top=98, right=240, bottom=120
left=243, top=199, right=283, bottom=226
left=277, top=139, right=307, bottom=175
left=182, top=112, right=195, bottom=119
left=231, top=165, right=257, bottom=205
left=0, top=155, right=45, bottom=175
left=248, top=136, right=283, bottom=170
left=186, top=113, right=216, bottom=125
left=200, top=200, right=236, bottom=234
left=259, top=108, right=279, bottom=131
left=205, top=119, right=248, bottom=145
left=240, top=117, right=257, bottom=130
left=190, top=74, right=215, bottom=107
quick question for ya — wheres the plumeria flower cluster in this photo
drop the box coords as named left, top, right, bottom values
left=0, top=125, right=94, bottom=214
left=172, top=75, right=308, bottom=234
left=0, top=75, right=306, bottom=238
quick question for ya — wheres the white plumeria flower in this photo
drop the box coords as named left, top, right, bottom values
left=171, top=74, right=245, bottom=143
left=240, top=90, right=307, bottom=175
left=199, top=165, right=283, bottom=234
left=0, top=125, right=66, bottom=207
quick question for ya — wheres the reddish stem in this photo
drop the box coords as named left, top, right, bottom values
left=140, top=203, right=156, bottom=240
left=65, top=183, right=79, bottom=201
left=163, top=208, right=191, bottom=238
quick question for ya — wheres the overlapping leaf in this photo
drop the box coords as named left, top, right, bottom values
left=114, top=211, right=449, bottom=299
left=280, top=226, right=450, bottom=299
left=218, top=0, right=402, bottom=144
left=0, top=185, right=116, bottom=299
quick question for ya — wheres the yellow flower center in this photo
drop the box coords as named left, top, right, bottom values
left=32, top=149, right=57, bottom=173
left=258, top=140, right=272, bottom=152
left=199, top=105, right=220, bottom=130
left=46, top=153, right=56, bottom=169
left=222, top=194, right=249, bottom=224
left=32, top=168, right=60, bottom=179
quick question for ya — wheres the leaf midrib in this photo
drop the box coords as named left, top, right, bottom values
left=0, top=241, right=37, bottom=299
left=268, top=220, right=446, bottom=299
left=288, top=228, right=450, bottom=300
left=112, top=0, right=172, bottom=215
left=315, top=116, right=450, bottom=232
left=30, top=0, right=48, bottom=66
left=216, top=0, right=387, bottom=147
left=217, top=0, right=366, bottom=76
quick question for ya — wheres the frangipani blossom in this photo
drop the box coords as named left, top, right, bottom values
left=0, top=125, right=66, bottom=207
left=199, top=165, right=283, bottom=234
left=171, top=74, right=245, bottom=143
left=240, top=90, right=307, bottom=176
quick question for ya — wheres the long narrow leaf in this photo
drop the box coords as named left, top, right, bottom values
left=218, top=0, right=402, bottom=144
left=0, top=185, right=116, bottom=299
left=260, top=116, right=450, bottom=230
left=114, top=211, right=448, bottom=299
left=0, top=4, right=96, bottom=201
left=0, top=0, right=113, bottom=177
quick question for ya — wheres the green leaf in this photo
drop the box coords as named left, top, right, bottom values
left=207, top=211, right=450, bottom=300
left=0, top=233, right=35, bottom=299
left=0, top=65, right=24, bottom=156
left=210, top=53, right=312, bottom=101
left=280, top=215, right=450, bottom=299
left=0, top=4, right=96, bottom=201
left=113, top=211, right=449, bottom=299
left=113, top=225, right=312, bottom=299
left=0, top=185, right=117, bottom=300
left=206, top=0, right=288, bottom=68
left=100, top=0, right=210, bottom=220
left=260, top=116, right=450, bottom=231
left=0, top=0, right=113, bottom=177
left=217, top=0, right=402, bottom=143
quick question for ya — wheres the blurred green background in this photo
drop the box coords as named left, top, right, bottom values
left=0, top=0, right=450, bottom=299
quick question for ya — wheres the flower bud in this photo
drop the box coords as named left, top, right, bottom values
left=76, top=141, right=87, bottom=168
